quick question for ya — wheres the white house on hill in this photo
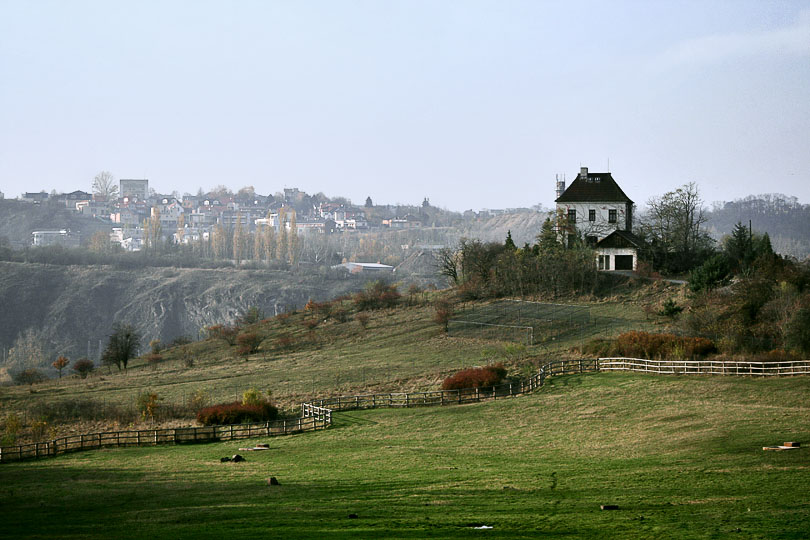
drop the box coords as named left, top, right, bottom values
left=555, top=167, right=643, bottom=271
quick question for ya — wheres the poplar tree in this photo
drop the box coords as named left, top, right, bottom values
left=233, top=212, right=243, bottom=265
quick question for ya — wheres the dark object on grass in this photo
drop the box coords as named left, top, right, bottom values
left=267, top=477, right=280, bottom=486
left=220, top=457, right=231, bottom=463
left=231, top=454, right=245, bottom=463
left=784, top=441, right=801, bottom=448
left=601, top=505, right=619, bottom=510
left=348, top=514, right=358, bottom=519
left=256, top=443, right=270, bottom=449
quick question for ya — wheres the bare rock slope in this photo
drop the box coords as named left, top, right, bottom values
left=0, top=262, right=363, bottom=368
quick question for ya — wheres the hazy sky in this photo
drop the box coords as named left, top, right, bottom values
left=1, top=1, right=809, bottom=211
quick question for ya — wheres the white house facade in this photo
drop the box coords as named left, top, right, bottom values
left=555, top=167, right=642, bottom=271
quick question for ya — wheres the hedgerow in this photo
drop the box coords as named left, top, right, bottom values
left=196, top=401, right=278, bottom=426
left=441, top=364, right=507, bottom=390
left=583, top=331, right=716, bottom=359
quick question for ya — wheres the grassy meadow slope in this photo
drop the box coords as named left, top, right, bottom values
left=1, top=373, right=808, bottom=539
left=0, top=285, right=664, bottom=437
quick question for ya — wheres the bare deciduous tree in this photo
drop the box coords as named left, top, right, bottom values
left=640, top=182, right=713, bottom=272
left=435, top=247, right=460, bottom=285
left=7, top=328, right=45, bottom=372
left=92, top=171, right=118, bottom=200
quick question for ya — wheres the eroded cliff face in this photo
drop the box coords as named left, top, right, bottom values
left=0, top=262, right=365, bottom=368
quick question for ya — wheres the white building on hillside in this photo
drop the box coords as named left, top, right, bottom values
left=555, top=166, right=643, bottom=271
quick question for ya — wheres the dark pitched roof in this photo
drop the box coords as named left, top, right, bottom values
left=555, top=172, right=633, bottom=204
left=596, top=230, right=644, bottom=249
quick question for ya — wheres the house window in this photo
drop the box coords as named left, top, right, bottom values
left=588, top=209, right=595, bottom=222
left=608, top=209, right=617, bottom=223
left=598, top=255, right=610, bottom=270
left=567, top=209, right=576, bottom=223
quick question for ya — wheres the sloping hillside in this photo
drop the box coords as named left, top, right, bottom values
left=458, top=210, right=549, bottom=246
left=0, top=261, right=371, bottom=369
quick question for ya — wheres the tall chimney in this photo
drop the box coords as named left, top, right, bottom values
left=580, top=166, right=588, bottom=178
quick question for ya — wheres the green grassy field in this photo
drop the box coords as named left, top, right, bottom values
left=2, top=373, right=808, bottom=539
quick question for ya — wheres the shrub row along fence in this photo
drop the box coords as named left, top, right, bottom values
left=307, top=359, right=600, bottom=412
left=599, top=357, right=810, bottom=376
left=4, top=357, right=808, bottom=463
left=0, top=411, right=330, bottom=464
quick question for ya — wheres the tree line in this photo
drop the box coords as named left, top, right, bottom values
left=437, top=220, right=599, bottom=300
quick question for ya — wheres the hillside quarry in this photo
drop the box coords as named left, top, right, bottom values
left=0, top=261, right=371, bottom=371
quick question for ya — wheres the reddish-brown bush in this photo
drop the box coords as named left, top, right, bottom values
left=441, top=364, right=507, bottom=390
left=236, top=332, right=263, bottom=357
left=433, top=300, right=454, bottom=333
left=52, top=356, right=70, bottom=378
left=72, top=358, right=95, bottom=379
left=206, top=324, right=239, bottom=345
left=196, top=401, right=279, bottom=426
left=353, top=281, right=401, bottom=311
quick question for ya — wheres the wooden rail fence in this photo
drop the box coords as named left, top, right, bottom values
left=599, top=358, right=810, bottom=376
left=309, top=359, right=600, bottom=412
left=0, top=415, right=328, bottom=463
left=2, top=357, right=807, bottom=463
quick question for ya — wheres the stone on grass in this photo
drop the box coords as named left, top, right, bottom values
left=267, top=477, right=280, bottom=486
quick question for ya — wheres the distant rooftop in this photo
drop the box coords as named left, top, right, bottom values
left=555, top=167, right=633, bottom=204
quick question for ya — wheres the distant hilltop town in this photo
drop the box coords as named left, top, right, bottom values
left=18, top=178, right=541, bottom=252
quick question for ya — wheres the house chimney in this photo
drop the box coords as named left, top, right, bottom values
left=580, top=166, right=588, bottom=178
left=555, top=174, right=566, bottom=199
